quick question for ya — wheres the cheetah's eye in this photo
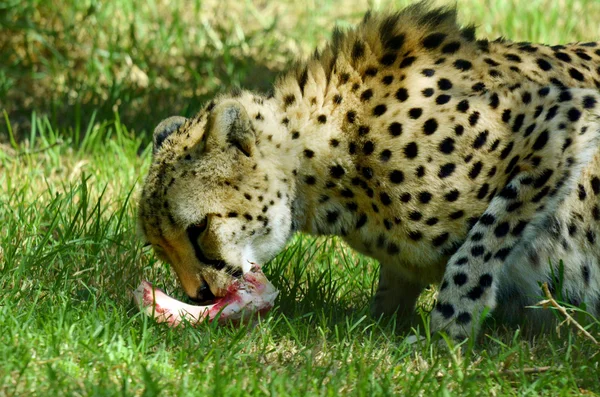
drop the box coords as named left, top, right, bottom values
left=187, top=217, right=208, bottom=239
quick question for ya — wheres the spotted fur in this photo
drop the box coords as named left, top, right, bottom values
left=138, top=2, right=600, bottom=339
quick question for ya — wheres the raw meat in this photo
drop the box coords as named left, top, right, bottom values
left=133, top=266, right=279, bottom=326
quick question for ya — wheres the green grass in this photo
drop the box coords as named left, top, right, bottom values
left=2, top=0, right=600, bottom=395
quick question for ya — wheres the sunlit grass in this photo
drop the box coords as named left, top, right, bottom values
left=1, top=0, right=600, bottom=395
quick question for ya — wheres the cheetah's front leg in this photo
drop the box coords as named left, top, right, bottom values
left=371, top=265, right=424, bottom=325
left=432, top=171, right=578, bottom=340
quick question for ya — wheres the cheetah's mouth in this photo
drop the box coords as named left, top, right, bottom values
left=133, top=265, right=279, bottom=326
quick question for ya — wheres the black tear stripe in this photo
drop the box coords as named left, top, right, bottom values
left=186, top=227, right=226, bottom=271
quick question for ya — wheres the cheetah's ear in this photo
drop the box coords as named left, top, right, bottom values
left=153, top=116, right=188, bottom=154
left=210, top=100, right=255, bottom=157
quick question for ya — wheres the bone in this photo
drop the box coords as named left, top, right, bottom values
left=133, top=267, right=279, bottom=326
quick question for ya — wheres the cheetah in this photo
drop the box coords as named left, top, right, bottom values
left=138, top=2, right=600, bottom=340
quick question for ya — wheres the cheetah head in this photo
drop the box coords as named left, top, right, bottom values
left=138, top=94, right=296, bottom=302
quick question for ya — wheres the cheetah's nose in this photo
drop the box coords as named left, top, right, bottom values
left=188, top=283, right=215, bottom=304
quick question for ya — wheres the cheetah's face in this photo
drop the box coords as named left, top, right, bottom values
left=138, top=98, right=294, bottom=302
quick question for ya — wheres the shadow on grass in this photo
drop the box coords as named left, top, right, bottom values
left=2, top=52, right=282, bottom=144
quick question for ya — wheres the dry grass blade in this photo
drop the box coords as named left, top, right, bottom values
left=535, top=282, right=600, bottom=346
left=494, top=366, right=553, bottom=377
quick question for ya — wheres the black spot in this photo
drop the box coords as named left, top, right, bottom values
left=304, top=149, right=314, bottom=158
left=437, top=78, right=452, bottom=90
left=284, top=95, right=296, bottom=106
left=360, top=89, right=374, bottom=102
left=495, top=247, right=512, bottom=261
left=466, top=286, right=484, bottom=300
left=380, top=53, right=397, bottom=66
left=435, top=302, right=455, bottom=319
left=494, top=222, right=510, bottom=237
left=387, top=243, right=400, bottom=255
left=422, top=88, right=434, bottom=97
left=399, top=56, right=416, bottom=68
left=380, top=192, right=392, bottom=206
left=356, top=214, right=367, bottom=228
left=373, top=104, right=387, bottom=116
left=409, top=211, right=422, bottom=221
left=389, top=170, right=404, bottom=184
left=453, top=273, right=468, bottom=286
left=489, top=93, right=499, bottom=109
left=362, top=167, right=373, bottom=179
left=382, top=75, right=394, bottom=85
left=439, top=137, right=455, bottom=154
left=384, top=33, right=405, bottom=50
left=578, top=184, right=587, bottom=200
left=456, top=100, right=469, bottom=113
left=408, top=230, right=422, bottom=240
left=436, top=95, right=451, bottom=105
left=587, top=229, right=596, bottom=244
left=358, top=126, right=370, bottom=136
left=419, top=191, right=432, bottom=203
left=379, top=149, right=392, bottom=162
left=346, top=111, right=356, bottom=123
left=505, top=53, right=522, bottom=62
left=502, top=109, right=512, bottom=123
left=330, top=139, right=340, bottom=147
left=469, top=112, right=480, bottom=127
left=499, top=185, right=518, bottom=199
left=568, top=107, right=582, bottom=122
left=532, top=130, right=549, bottom=151
left=363, top=141, right=375, bottom=155
left=454, top=59, right=472, bottom=71
left=404, top=142, right=418, bottom=158
left=423, top=118, right=438, bottom=135
left=456, top=312, right=472, bottom=325
left=395, top=88, right=408, bottom=102
left=438, top=163, right=456, bottom=178
left=512, top=114, right=525, bottom=132
left=442, top=41, right=461, bottom=54
left=348, top=142, right=357, bottom=155
left=469, top=161, right=483, bottom=179
left=317, top=115, right=327, bottom=124
left=427, top=217, right=440, bottom=226
left=569, top=68, right=585, bottom=81
left=471, top=245, right=485, bottom=257
left=582, top=265, right=590, bottom=285
left=416, top=166, right=425, bottom=178
left=326, top=210, right=339, bottom=224
left=409, top=108, right=423, bottom=119
left=450, top=210, right=464, bottom=220
left=388, top=122, right=403, bottom=137
left=533, top=169, right=553, bottom=188
left=591, top=176, right=600, bottom=195
left=422, top=68, right=435, bottom=77
left=583, top=95, right=597, bottom=109
left=472, top=130, right=488, bottom=149
left=472, top=82, right=486, bottom=92
left=329, top=165, right=345, bottom=178
left=445, top=189, right=460, bottom=202
left=479, top=274, right=493, bottom=287
left=423, top=32, right=447, bottom=49
left=538, top=86, right=550, bottom=97
left=480, top=213, right=496, bottom=225
left=536, top=58, right=552, bottom=71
